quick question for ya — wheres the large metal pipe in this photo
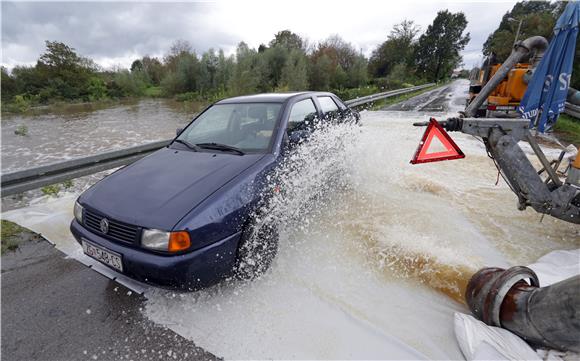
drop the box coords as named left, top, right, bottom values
left=466, top=266, right=580, bottom=352
left=465, top=36, right=549, bottom=117
left=568, top=87, right=580, bottom=106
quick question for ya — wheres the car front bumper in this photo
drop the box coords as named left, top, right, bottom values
left=70, top=219, right=241, bottom=289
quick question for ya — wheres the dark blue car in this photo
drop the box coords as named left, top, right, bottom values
left=70, top=92, right=358, bottom=289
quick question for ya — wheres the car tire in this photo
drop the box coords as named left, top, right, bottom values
left=234, top=218, right=279, bottom=280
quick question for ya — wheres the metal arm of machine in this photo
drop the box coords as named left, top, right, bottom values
left=412, top=37, right=580, bottom=224
left=414, top=117, right=580, bottom=223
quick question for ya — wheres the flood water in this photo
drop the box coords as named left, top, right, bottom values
left=2, top=80, right=579, bottom=359
left=1, top=99, right=200, bottom=210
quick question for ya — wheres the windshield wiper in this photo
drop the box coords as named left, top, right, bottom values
left=196, top=142, right=245, bottom=156
left=173, top=139, right=199, bottom=152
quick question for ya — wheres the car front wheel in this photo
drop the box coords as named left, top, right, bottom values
left=234, top=218, right=279, bottom=280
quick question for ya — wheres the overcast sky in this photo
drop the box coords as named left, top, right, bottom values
left=1, top=1, right=517, bottom=71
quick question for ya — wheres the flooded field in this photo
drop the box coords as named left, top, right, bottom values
left=1, top=99, right=199, bottom=210
left=2, top=80, right=578, bottom=359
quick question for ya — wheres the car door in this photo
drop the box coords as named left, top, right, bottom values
left=316, top=95, right=342, bottom=124
left=332, top=95, right=359, bottom=124
left=285, top=97, right=320, bottom=143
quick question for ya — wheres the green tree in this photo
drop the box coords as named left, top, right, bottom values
left=414, top=10, right=470, bottom=81
left=39, top=41, right=83, bottom=69
left=110, top=70, right=147, bottom=97
left=269, top=30, right=304, bottom=51
left=199, top=49, right=219, bottom=95
left=164, top=40, right=193, bottom=72
left=1, top=67, right=17, bottom=101
left=308, top=54, right=333, bottom=90
left=130, top=59, right=144, bottom=73
left=35, top=40, right=96, bottom=100
left=332, top=65, right=348, bottom=89
left=164, top=53, right=199, bottom=95
left=483, top=2, right=557, bottom=61
left=369, top=20, right=420, bottom=78
left=263, top=45, right=288, bottom=89
left=215, top=49, right=234, bottom=93
left=309, top=35, right=363, bottom=90
left=280, top=50, right=309, bottom=90
left=347, top=54, right=368, bottom=88
left=142, top=56, right=164, bottom=86
left=229, top=42, right=262, bottom=95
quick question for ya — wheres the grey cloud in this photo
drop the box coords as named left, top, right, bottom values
left=1, top=2, right=240, bottom=67
left=1, top=1, right=516, bottom=70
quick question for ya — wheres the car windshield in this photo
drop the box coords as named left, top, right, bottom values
left=176, top=103, right=282, bottom=153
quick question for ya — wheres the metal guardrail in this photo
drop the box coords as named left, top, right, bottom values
left=564, top=102, right=580, bottom=119
left=1, top=140, right=169, bottom=197
left=344, top=83, right=435, bottom=107
left=0, top=84, right=437, bottom=197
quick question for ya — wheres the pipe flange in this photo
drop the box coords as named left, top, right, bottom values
left=487, top=266, right=539, bottom=327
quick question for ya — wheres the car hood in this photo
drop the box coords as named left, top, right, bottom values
left=80, top=147, right=264, bottom=230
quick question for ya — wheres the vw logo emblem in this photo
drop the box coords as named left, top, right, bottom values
left=100, top=218, right=109, bottom=234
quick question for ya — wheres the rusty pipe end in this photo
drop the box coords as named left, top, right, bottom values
left=465, top=267, right=505, bottom=322
left=465, top=266, right=539, bottom=327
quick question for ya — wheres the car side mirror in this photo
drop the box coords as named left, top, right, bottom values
left=176, top=128, right=183, bottom=136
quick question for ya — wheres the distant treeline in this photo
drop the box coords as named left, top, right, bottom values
left=2, top=10, right=472, bottom=112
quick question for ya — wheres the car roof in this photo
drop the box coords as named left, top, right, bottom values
left=216, top=91, right=336, bottom=104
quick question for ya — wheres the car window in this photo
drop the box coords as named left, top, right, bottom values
left=177, top=103, right=282, bottom=153
left=333, top=96, right=348, bottom=111
left=287, top=99, right=318, bottom=131
left=317, top=96, right=339, bottom=114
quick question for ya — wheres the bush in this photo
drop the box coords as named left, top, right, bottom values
left=41, top=184, right=61, bottom=197
left=107, top=70, right=146, bottom=98
left=144, top=86, right=163, bottom=97
left=174, top=91, right=202, bottom=102
left=14, top=125, right=28, bottom=136
left=334, top=86, right=381, bottom=100
left=12, top=95, right=31, bottom=113
left=87, top=77, right=107, bottom=101
left=62, top=180, right=74, bottom=190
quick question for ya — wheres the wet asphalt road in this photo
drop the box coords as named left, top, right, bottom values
left=1, top=83, right=464, bottom=361
left=382, top=83, right=456, bottom=112
left=1, top=237, right=218, bottom=361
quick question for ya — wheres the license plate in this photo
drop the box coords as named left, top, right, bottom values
left=82, top=239, right=123, bottom=272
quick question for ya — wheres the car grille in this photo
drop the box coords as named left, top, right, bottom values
left=83, top=209, right=139, bottom=244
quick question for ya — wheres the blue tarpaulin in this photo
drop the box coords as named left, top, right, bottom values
left=518, top=1, right=580, bottom=132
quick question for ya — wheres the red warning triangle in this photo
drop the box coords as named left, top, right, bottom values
left=410, top=118, right=465, bottom=164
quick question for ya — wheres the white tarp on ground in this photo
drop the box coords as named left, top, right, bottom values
left=454, top=249, right=580, bottom=361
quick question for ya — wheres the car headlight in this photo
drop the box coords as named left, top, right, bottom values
left=74, top=201, right=84, bottom=224
left=141, top=229, right=191, bottom=253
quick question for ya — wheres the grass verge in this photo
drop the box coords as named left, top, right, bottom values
left=1, top=219, right=41, bottom=255
left=554, top=114, right=580, bottom=146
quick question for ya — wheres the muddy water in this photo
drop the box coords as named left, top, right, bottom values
left=2, top=81, right=579, bottom=359
left=1, top=99, right=200, bottom=210
left=337, top=111, right=579, bottom=303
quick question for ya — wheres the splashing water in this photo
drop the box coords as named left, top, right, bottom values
left=4, top=86, right=578, bottom=358
left=240, top=117, right=485, bottom=302
left=144, top=109, right=577, bottom=358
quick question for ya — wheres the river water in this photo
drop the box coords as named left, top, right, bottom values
left=2, top=81, right=579, bottom=359
left=1, top=99, right=200, bottom=210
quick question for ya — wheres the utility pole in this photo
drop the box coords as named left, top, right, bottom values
left=508, top=17, right=523, bottom=47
